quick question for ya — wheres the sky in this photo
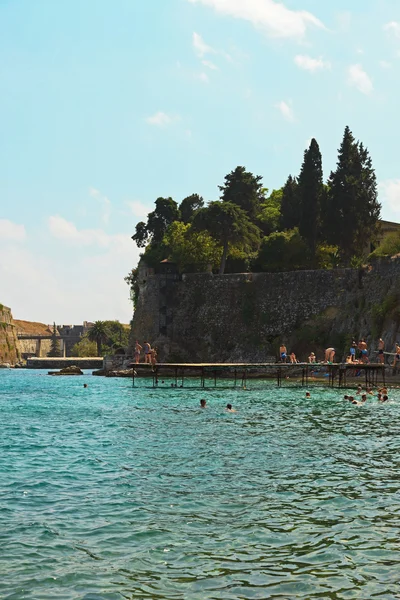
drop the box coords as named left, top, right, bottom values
left=1, top=0, right=400, bottom=324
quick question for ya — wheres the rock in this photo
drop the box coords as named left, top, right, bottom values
left=48, top=365, right=83, bottom=376
left=92, top=369, right=106, bottom=376
left=106, top=369, right=136, bottom=378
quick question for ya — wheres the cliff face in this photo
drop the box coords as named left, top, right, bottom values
left=130, top=258, right=400, bottom=363
left=0, top=305, right=20, bottom=365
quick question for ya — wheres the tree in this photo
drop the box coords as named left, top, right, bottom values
left=87, top=321, right=109, bottom=356
left=71, top=336, right=97, bottom=357
left=48, top=322, right=60, bottom=357
left=179, top=194, right=204, bottom=224
left=325, top=126, right=381, bottom=261
left=258, top=189, right=282, bottom=236
left=298, top=139, right=323, bottom=257
left=280, top=175, right=300, bottom=230
left=131, top=197, right=180, bottom=248
left=253, top=229, right=310, bottom=273
left=163, top=221, right=222, bottom=271
left=220, top=166, right=264, bottom=221
left=192, top=201, right=261, bottom=274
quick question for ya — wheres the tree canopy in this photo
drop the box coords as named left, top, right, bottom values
left=128, top=127, right=383, bottom=288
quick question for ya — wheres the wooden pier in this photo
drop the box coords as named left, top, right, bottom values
left=130, top=362, right=386, bottom=389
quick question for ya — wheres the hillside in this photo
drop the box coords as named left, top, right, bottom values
left=13, top=320, right=54, bottom=336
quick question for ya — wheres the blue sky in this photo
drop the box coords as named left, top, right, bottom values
left=1, top=0, right=400, bottom=323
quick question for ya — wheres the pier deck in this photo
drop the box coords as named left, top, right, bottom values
left=130, top=362, right=386, bottom=389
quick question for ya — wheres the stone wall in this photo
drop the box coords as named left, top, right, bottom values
left=130, top=257, right=400, bottom=363
left=0, top=305, right=19, bottom=365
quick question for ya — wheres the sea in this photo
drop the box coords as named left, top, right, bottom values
left=1, top=369, right=400, bottom=599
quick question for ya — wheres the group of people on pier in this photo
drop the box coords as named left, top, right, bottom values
left=279, top=339, right=400, bottom=366
left=134, top=340, right=157, bottom=366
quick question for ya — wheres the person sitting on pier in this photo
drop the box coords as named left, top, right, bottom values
left=143, top=342, right=152, bottom=364
left=350, top=341, right=357, bottom=362
left=279, top=344, right=287, bottom=363
left=325, top=348, right=335, bottom=363
left=290, top=352, right=298, bottom=364
left=134, top=341, right=142, bottom=364
left=308, top=352, right=316, bottom=364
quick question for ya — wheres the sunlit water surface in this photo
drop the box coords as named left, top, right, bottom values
left=1, top=370, right=400, bottom=599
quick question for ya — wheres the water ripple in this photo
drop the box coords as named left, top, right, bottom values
left=1, top=371, right=400, bottom=598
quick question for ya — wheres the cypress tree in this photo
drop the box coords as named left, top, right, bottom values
left=326, top=126, right=380, bottom=260
left=48, top=322, right=60, bottom=357
left=298, top=138, right=323, bottom=257
left=280, top=175, right=300, bottom=230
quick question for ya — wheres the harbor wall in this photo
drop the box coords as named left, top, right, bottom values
left=130, top=257, right=400, bottom=363
left=0, top=305, right=19, bottom=365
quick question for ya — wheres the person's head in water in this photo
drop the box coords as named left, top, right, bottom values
left=361, top=394, right=367, bottom=402
left=344, top=395, right=349, bottom=400
left=200, top=399, right=206, bottom=408
left=226, top=404, right=232, bottom=410
left=305, top=391, right=311, bottom=398
left=83, top=383, right=88, bottom=388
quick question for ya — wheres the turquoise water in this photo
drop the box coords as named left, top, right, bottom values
left=1, top=371, right=400, bottom=599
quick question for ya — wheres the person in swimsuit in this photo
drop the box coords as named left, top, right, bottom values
left=378, top=338, right=385, bottom=364
left=134, top=341, right=142, bottom=364
left=200, top=399, right=206, bottom=408
left=350, top=341, right=357, bottom=362
left=325, top=348, right=335, bottom=363
left=143, top=342, right=152, bottom=364
left=226, top=404, right=237, bottom=412
left=308, top=352, right=316, bottom=364
left=393, top=343, right=400, bottom=367
left=289, top=352, right=298, bottom=364
left=359, top=339, right=369, bottom=364
left=279, top=344, right=287, bottom=363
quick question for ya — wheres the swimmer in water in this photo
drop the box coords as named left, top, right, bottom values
left=361, top=394, right=367, bottom=403
left=83, top=383, right=88, bottom=388
left=305, top=391, right=311, bottom=398
left=356, top=385, right=362, bottom=395
left=200, top=399, right=206, bottom=408
left=226, top=403, right=237, bottom=413
left=381, top=395, right=389, bottom=403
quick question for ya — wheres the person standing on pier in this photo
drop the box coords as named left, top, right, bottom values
left=393, top=342, right=400, bottom=367
left=378, top=338, right=385, bottom=364
left=279, top=344, right=287, bottom=363
left=134, top=341, right=142, bottom=364
left=350, top=341, right=357, bottom=362
left=143, top=341, right=152, bottom=364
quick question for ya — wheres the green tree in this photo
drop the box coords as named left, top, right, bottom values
left=298, top=139, right=323, bottom=257
left=71, top=336, right=97, bottom=357
left=179, top=194, right=204, bottom=224
left=258, top=189, right=282, bottom=236
left=370, top=231, right=400, bottom=258
left=87, top=321, right=109, bottom=356
left=163, top=221, right=222, bottom=271
left=192, top=201, right=261, bottom=274
left=280, top=175, right=300, bottom=230
left=103, top=321, right=130, bottom=348
left=132, top=197, right=180, bottom=248
left=325, top=126, right=381, bottom=261
left=253, top=229, right=310, bottom=272
left=48, top=322, right=60, bottom=357
left=220, top=166, right=264, bottom=221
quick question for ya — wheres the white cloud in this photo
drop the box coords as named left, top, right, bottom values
left=193, top=32, right=215, bottom=57
left=48, top=216, right=115, bottom=248
left=0, top=219, right=26, bottom=241
left=188, top=0, right=324, bottom=40
left=380, top=60, right=392, bottom=69
left=294, top=55, right=330, bottom=73
left=276, top=100, right=294, bottom=122
left=379, top=179, right=400, bottom=220
left=384, top=21, right=400, bottom=39
left=126, top=200, right=149, bottom=220
left=146, top=112, right=177, bottom=127
left=202, top=59, right=218, bottom=70
left=347, top=64, right=373, bottom=95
